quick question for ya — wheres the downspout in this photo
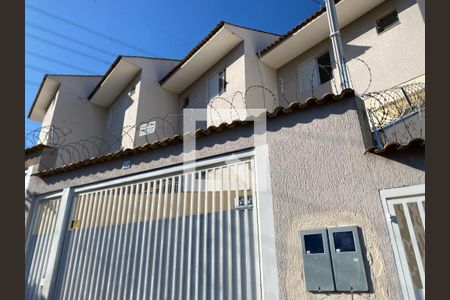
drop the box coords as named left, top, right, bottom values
left=324, top=0, right=351, bottom=90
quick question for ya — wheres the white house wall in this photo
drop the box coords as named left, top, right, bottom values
left=275, top=0, right=425, bottom=103
left=178, top=42, right=246, bottom=127
left=103, top=72, right=141, bottom=150
left=129, top=57, right=180, bottom=146
left=227, top=24, right=279, bottom=111
left=27, top=95, right=425, bottom=299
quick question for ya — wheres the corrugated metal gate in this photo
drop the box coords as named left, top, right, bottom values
left=42, top=158, right=261, bottom=300
left=25, top=197, right=62, bottom=300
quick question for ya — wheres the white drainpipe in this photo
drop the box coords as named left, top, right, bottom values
left=324, top=0, right=351, bottom=90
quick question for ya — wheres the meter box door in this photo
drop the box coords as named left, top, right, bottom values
left=327, top=226, right=369, bottom=292
left=300, top=229, right=335, bottom=292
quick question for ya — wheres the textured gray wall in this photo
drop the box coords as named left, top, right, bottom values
left=266, top=97, right=424, bottom=299
left=276, top=0, right=425, bottom=102
left=27, top=96, right=424, bottom=299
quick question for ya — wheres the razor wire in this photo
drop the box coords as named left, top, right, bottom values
left=26, top=56, right=412, bottom=168
left=361, top=82, right=425, bottom=147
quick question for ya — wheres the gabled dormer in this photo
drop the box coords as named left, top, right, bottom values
left=159, top=22, right=280, bottom=126
left=88, top=56, right=180, bottom=150
left=28, top=74, right=105, bottom=146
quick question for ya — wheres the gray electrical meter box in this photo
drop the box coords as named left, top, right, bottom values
left=300, top=229, right=335, bottom=292
left=327, top=226, right=369, bottom=292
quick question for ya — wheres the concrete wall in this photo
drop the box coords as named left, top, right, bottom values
left=130, top=58, right=180, bottom=146
left=28, top=95, right=424, bottom=300
left=103, top=72, right=141, bottom=150
left=47, top=76, right=106, bottom=143
left=229, top=25, right=279, bottom=111
left=276, top=0, right=425, bottom=103
left=179, top=42, right=246, bottom=127
left=265, top=97, right=424, bottom=299
left=100, top=57, right=180, bottom=149
left=178, top=26, right=279, bottom=127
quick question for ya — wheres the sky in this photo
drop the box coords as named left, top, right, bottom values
left=25, top=0, right=323, bottom=134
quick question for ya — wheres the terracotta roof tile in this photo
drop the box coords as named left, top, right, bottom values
left=364, top=138, right=425, bottom=154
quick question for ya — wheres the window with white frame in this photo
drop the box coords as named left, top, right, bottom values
left=298, top=51, right=333, bottom=93
left=107, top=104, right=120, bottom=131
left=128, top=82, right=137, bottom=97
left=376, top=10, right=400, bottom=34
left=207, top=69, right=226, bottom=101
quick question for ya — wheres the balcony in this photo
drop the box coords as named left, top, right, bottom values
left=362, top=82, right=425, bottom=151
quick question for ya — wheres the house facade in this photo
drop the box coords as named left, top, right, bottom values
left=25, top=0, right=425, bottom=299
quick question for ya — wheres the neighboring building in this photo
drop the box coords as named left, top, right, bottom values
left=25, top=0, right=425, bottom=299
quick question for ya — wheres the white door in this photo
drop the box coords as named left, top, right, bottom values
left=381, top=184, right=425, bottom=300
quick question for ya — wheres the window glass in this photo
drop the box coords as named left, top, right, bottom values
left=218, top=70, right=226, bottom=95
left=376, top=11, right=399, bottom=34
left=333, top=231, right=356, bottom=252
left=182, top=97, right=189, bottom=109
left=316, top=52, right=333, bottom=84
left=304, top=234, right=325, bottom=254
left=208, top=73, right=219, bottom=101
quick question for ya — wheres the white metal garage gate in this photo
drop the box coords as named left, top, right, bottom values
left=25, top=158, right=263, bottom=300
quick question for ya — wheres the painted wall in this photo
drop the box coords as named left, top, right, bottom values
left=39, top=76, right=107, bottom=167
left=102, top=72, right=141, bottom=150
left=265, top=97, right=424, bottom=299
left=276, top=0, right=425, bottom=103
left=38, top=76, right=105, bottom=146
left=101, top=58, right=180, bottom=150
left=178, top=26, right=279, bottom=127
left=46, top=76, right=106, bottom=142
left=178, top=42, right=246, bottom=127
left=28, top=95, right=424, bottom=300
left=229, top=24, right=279, bottom=111
left=130, top=57, right=180, bottom=146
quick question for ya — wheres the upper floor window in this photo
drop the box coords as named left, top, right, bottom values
left=208, top=69, right=226, bottom=101
left=108, top=104, right=120, bottom=131
left=298, top=51, right=333, bottom=93
left=181, top=96, right=190, bottom=109
left=376, top=10, right=399, bottom=34
left=316, top=52, right=333, bottom=85
left=128, top=82, right=137, bottom=97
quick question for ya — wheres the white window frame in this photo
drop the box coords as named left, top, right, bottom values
left=375, top=10, right=401, bottom=35
left=379, top=184, right=425, bottom=300
left=207, top=69, right=226, bottom=101
left=298, top=50, right=334, bottom=96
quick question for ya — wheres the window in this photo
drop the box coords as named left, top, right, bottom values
left=376, top=10, right=399, bottom=34
left=218, top=70, right=226, bottom=95
left=128, top=83, right=137, bottom=97
left=182, top=96, right=189, bottom=109
left=298, top=51, right=333, bottom=93
left=108, top=105, right=120, bottom=130
left=316, top=52, right=333, bottom=85
left=207, top=69, right=226, bottom=101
